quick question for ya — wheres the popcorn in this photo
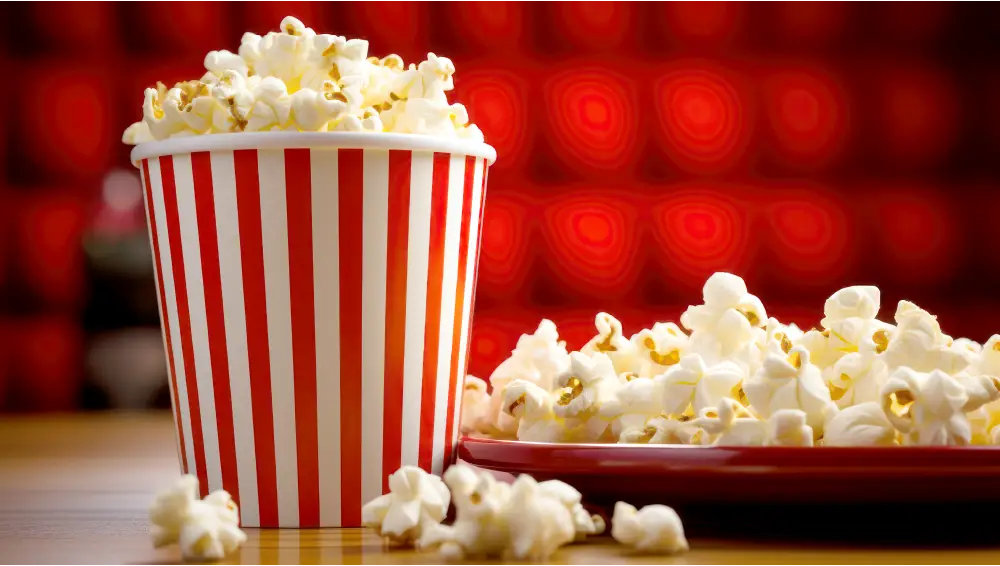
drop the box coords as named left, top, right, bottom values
left=690, top=398, right=764, bottom=446
left=538, top=480, right=605, bottom=540
left=149, top=475, right=246, bottom=561
left=581, top=313, right=638, bottom=375
left=880, top=367, right=972, bottom=446
left=764, top=409, right=813, bottom=446
left=501, top=379, right=567, bottom=442
left=419, top=465, right=510, bottom=560
left=681, top=272, right=766, bottom=362
left=125, top=17, right=483, bottom=143
left=457, top=272, right=1000, bottom=448
left=744, top=346, right=832, bottom=437
left=611, top=502, right=688, bottom=555
left=823, top=402, right=898, bottom=446
left=487, top=320, right=571, bottom=436
left=658, top=354, right=747, bottom=418
left=504, top=475, right=576, bottom=560
left=361, top=465, right=450, bottom=546
left=460, top=376, right=491, bottom=435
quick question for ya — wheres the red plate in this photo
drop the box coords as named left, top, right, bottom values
left=458, top=437, right=1000, bottom=504
left=458, top=437, right=1000, bottom=542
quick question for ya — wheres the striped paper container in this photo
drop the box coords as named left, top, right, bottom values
left=131, top=132, right=496, bottom=527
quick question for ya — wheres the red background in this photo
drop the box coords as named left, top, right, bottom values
left=2, top=1, right=1000, bottom=409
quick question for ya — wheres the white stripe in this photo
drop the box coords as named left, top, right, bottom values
left=312, top=149, right=341, bottom=526
left=172, top=154, right=223, bottom=493
left=140, top=165, right=184, bottom=470
left=149, top=157, right=198, bottom=477
left=401, top=153, right=433, bottom=468
left=211, top=150, right=259, bottom=528
left=431, top=155, right=466, bottom=475
left=452, top=160, right=486, bottom=451
left=361, top=150, right=389, bottom=505
left=257, top=150, right=299, bottom=527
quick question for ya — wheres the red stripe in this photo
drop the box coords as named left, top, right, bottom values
left=443, top=156, right=477, bottom=467
left=159, top=155, right=209, bottom=496
left=464, top=160, right=490, bottom=387
left=233, top=149, right=279, bottom=526
left=142, top=159, right=188, bottom=474
left=190, top=152, right=240, bottom=501
left=382, top=150, right=411, bottom=492
left=338, top=148, right=364, bottom=526
left=285, top=148, right=320, bottom=527
left=419, top=153, right=451, bottom=473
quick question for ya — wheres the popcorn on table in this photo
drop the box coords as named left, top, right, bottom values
left=462, top=271, right=1000, bottom=447
left=361, top=465, right=450, bottom=546
left=149, top=475, right=247, bottom=561
left=611, top=502, right=689, bottom=555
left=124, top=16, right=483, bottom=143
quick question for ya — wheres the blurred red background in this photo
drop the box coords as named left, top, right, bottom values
left=2, top=1, right=1000, bottom=410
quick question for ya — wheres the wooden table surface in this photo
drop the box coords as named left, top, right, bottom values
left=1, top=412, right=999, bottom=565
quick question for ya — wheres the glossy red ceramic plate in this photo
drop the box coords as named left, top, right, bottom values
left=458, top=437, right=1000, bottom=505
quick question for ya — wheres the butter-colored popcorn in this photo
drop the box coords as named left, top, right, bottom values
left=123, top=120, right=155, bottom=144
left=460, top=375, right=491, bottom=435
left=599, top=373, right=663, bottom=436
left=501, top=379, right=567, bottom=442
left=503, top=475, right=576, bottom=560
left=245, top=77, right=292, bottom=131
left=617, top=416, right=694, bottom=445
left=552, top=352, right=620, bottom=419
left=538, top=480, right=605, bottom=540
left=300, top=34, right=369, bottom=93
left=658, top=353, right=747, bottom=418
left=630, top=323, right=688, bottom=378
left=580, top=313, right=638, bottom=374
left=149, top=475, right=246, bottom=561
left=801, top=285, right=891, bottom=371
left=611, top=502, right=688, bottom=555
left=744, top=346, right=832, bottom=437
left=827, top=344, right=888, bottom=409
left=764, top=409, right=813, bottom=446
left=820, top=285, right=881, bottom=328
left=362, top=466, right=450, bottom=546
left=204, top=49, right=249, bottom=81
left=486, top=320, right=571, bottom=436
left=690, top=398, right=764, bottom=446
left=823, top=402, right=898, bottom=446
left=759, top=317, right=801, bottom=357
left=979, top=335, right=1000, bottom=376
left=682, top=272, right=766, bottom=363
left=882, top=301, right=971, bottom=374
left=420, top=465, right=510, bottom=561
left=880, top=367, right=972, bottom=446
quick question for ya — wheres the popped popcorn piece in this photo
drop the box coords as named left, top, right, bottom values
left=658, top=353, right=747, bottom=418
left=823, top=402, right=898, bottom=446
left=552, top=352, right=619, bottom=423
left=880, top=367, right=972, bottom=446
left=820, top=285, right=881, bottom=328
left=538, top=480, right=605, bottom=540
left=630, top=323, right=688, bottom=378
left=460, top=375, right=491, bottom=435
left=149, top=475, right=246, bottom=561
left=487, top=320, right=571, bottom=436
left=581, top=313, right=639, bottom=375
left=681, top=272, right=766, bottom=362
left=611, top=502, right=689, bottom=555
left=690, top=398, right=764, bottom=446
left=419, top=464, right=510, bottom=561
left=617, top=416, right=695, bottom=445
left=801, top=285, right=892, bottom=371
left=827, top=345, right=889, bottom=409
left=764, top=409, right=813, bottom=446
left=501, top=379, right=567, bottom=442
left=361, top=465, right=450, bottom=546
left=883, top=301, right=971, bottom=374
left=599, top=373, right=664, bottom=436
left=744, top=346, right=832, bottom=437
left=504, top=475, right=576, bottom=560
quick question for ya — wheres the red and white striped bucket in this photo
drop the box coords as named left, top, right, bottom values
left=131, top=132, right=495, bottom=527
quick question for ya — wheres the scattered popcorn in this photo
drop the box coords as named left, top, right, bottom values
left=611, top=502, right=689, bottom=555
left=124, top=17, right=484, bottom=143
left=459, top=272, right=1000, bottom=448
left=149, top=475, right=246, bottom=561
left=361, top=465, right=450, bottom=546
left=414, top=465, right=581, bottom=561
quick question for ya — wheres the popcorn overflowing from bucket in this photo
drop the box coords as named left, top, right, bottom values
left=463, top=272, right=1000, bottom=447
left=124, top=16, right=483, bottom=144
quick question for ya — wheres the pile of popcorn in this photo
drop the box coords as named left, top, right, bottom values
left=123, top=16, right=483, bottom=144
left=462, top=272, right=1000, bottom=447
left=148, top=475, right=246, bottom=561
left=362, top=464, right=687, bottom=560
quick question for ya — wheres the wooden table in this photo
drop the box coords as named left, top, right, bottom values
left=1, top=413, right=999, bottom=564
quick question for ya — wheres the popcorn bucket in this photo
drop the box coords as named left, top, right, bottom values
left=131, top=132, right=495, bottom=528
